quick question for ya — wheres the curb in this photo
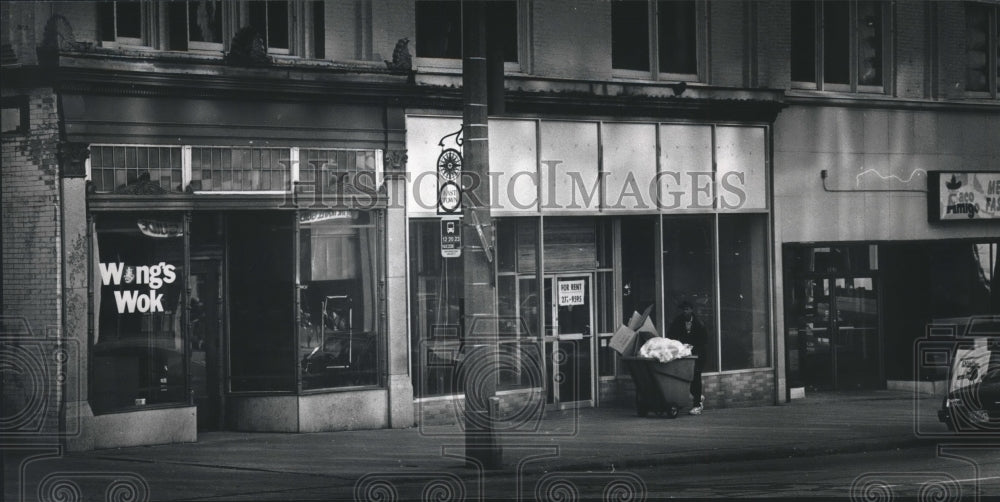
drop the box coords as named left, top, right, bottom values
left=438, top=435, right=936, bottom=476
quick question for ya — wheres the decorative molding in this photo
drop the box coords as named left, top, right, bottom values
left=383, top=149, right=408, bottom=171
left=225, top=27, right=269, bottom=67
left=37, top=14, right=92, bottom=65
left=384, top=38, right=412, bottom=72
left=58, top=142, right=90, bottom=178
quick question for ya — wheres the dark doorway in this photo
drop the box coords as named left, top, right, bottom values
left=190, top=213, right=225, bottom=431
left=784, top=245, right=882, bottom=392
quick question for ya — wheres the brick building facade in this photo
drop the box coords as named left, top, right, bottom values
left=2, top=1, right=997, bottom=450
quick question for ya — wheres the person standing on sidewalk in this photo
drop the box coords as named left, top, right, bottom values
left=668, top=301, right=707, bottom=415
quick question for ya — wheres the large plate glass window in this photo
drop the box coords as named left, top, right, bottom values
left=662, top=215, right=717, bottom=372
left=718, top=214, right=770, bottom=370
left=298, top=211, right=380, bottom=390
left=92, top=213, right=186, bottom=414
left=409, top=219, right=465, bottom=398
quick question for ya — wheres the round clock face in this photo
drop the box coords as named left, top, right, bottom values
left=437, top=149, right=462, bottom=181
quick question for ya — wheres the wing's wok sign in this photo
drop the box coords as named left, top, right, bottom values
left=928, top=171, right=1000, bottom=221
left=99, top=262, right=178, bottom=313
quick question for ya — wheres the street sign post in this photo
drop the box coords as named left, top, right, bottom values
left=441, top=216, right=462, bottom=258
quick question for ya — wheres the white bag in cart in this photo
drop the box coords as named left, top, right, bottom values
left=638, top=337, right=693, bottom=363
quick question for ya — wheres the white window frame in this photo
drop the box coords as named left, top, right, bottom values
left=964, top=2, right=999, bottom=99
left=791, top=0, right=892, bottom=94
left=611, top=0, right=706, bottom=83
left=185, top=1, right=229, bottom=53
left=100, top=0, right=157, bottom=49
left=413, top=0, right=528, bottom=73
left=244, top=0, right=293, bottom=55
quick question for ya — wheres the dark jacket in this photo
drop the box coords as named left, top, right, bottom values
left=667, top=314, right=708, bottom=356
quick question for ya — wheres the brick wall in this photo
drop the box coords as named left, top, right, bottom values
left=614, top=369, right=774, bottom=411
left=2, top=87, right=62, bottom=333
left=1, top=87, right=63, bottom=438
left=936, top=1, right=970, bottom=99
left=709, top=0, right=746, bottom=87
left=756, top=1, right=791, bottom=90
left=895, top=4, right=928, bottom=99
left=532, top=0, right=612, bottom=80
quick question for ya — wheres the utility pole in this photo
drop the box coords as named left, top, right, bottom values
left=461, top=0, right=501, bottom=469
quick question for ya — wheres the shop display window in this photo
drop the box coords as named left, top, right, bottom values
left=719, top=214, right=770, bottom=370
left=409, top=220, right=466, bottom=398
left=662, top=215, right=718, bottom=372
left=298, top=211, right=380, bottom=390
left=92, top=213, right=187, bottom=414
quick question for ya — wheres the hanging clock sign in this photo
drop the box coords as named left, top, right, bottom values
left=437, top=148, right=462, bottom=214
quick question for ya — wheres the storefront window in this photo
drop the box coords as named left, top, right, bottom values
left=662, top=215, right=717, bottom=372
left=410, top=220, right=465, bottom=398
left=298, top=211, right=380, bottom=390
left=622, top=217, right=657, bottom=324
left=228, top=212, right=295, bottom=392
left=495, top=218, right=541, bottom=392
left=719, top=214, right=770, bottom=370
left=92, top=213, right=187, bottom=414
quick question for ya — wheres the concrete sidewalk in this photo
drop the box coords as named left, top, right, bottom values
left=5, top=390, right=952, bottom=501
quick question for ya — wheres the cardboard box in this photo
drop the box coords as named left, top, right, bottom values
left=612, top=306, right=659, bottom=356
left=609, top=324, right=637, bottom=356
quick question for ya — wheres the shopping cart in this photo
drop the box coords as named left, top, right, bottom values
left=622, top=356, right=697, bottom=418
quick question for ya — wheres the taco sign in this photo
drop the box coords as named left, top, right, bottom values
left=100, top=262, right=177, bottom=313
left=928, top=171, right=1000, bottom=222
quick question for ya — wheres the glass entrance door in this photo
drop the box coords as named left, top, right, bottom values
left=794, top=277, right=880, bottom=391
left=543, top=275, right=595, bottom=408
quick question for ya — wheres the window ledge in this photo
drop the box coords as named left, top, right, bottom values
left=786, top=90, right=1000, bottom=111
left=55, top=48, right=402, bottom=76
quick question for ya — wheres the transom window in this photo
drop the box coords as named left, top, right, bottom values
left=611, top=0, right=700, bottom=80
left=965, top=2, right=1000, bottom=98
left=791, top=0, right=889, bottom=92
left=87, top=145, right=382, bottom=194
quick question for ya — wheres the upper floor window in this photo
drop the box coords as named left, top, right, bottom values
left=791, top=0, right=888, bottom=92
left=99, top=1, right=320, bottom=58
left=415, top=0, right=521, bottom=70
left=249, top=0, right=291, bottom=54
left=612, top=0, right=700, bottom=80
left=965, top=2, right=999, bottom=98
left=99, top=1, right=151, bottom=47
left=165, top=1, right=226, bottom=52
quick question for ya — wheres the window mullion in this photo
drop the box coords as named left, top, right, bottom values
left=650, top=0, right=659, bottom=79
left=815, top=3, right=824, bottom=90
left=994, top=7, right=999, bottom=99
left=850, top=0, right=858, bottom=92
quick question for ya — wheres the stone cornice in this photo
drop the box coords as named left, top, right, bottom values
left=9, top=52, right=788, bottom=122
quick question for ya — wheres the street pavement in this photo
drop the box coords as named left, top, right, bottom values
left=5, top=390, right=971, bottom=501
